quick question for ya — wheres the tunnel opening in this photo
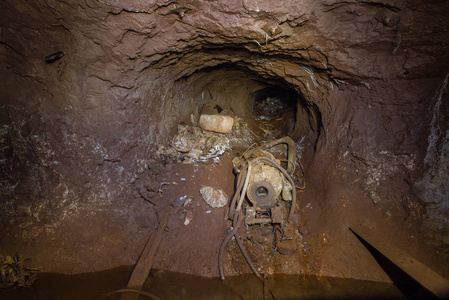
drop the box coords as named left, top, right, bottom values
left=249, top=86, right=298, bottom=140
left=171, top=65, right=317, bottom=148
left=251, top=86, right=297, bottom=119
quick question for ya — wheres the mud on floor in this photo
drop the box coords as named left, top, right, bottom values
left=1, top=266, right=405, bottom=300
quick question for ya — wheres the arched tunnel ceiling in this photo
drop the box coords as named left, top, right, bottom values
left=0, top=0, right=449, bottom=281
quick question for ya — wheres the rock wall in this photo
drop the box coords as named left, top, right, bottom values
left=1, top=0, right=449, bottom=277
left=415, top=73, right=449, bottom=250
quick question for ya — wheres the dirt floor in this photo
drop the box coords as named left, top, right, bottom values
left=138, top=150, right=308, bottom=278
left=120, top=143, right=388, bottom=281
left=1, top=267, right=407, bottom=300
left=2, top=131, right=448, bottom=285
left=2, top=130, right=449, bottom=299
left=0, top=139, right=443, bottom=280
left=131, top=137, right=449, bottom=286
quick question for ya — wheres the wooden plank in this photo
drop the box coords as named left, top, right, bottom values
left=350, top=225, right=449, bottom=299
left=120, top=213, right=169, bottom=300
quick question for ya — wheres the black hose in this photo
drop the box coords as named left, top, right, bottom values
left=235, top=232, right=262, bottom=280
left=219, top=210, right=264, bottom=283
left=229, top=165, right=247, bottom=218
left=219, top=211, right=244, bottom=280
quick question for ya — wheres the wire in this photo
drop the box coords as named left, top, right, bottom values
left=240, top=143, right=258, bottom=159
left=287, top=158, right=305, bottom=190
left=280, top=159, right=296, bottom=175
left=229, top=162, right=247, bottom=218
left=235, top=232, right=261, bottom=280
left=96, top=289, right=161, bottom=300
left=236, top=162, right=252, bottom=212
left=219, top=211, right=244, bottom=280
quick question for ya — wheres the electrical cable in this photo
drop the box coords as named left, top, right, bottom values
left=235, top=232, right=261, bottom=280
left=236, top=162, right=252, bottom=212
left=229, top=163, right=247, bottom=219
left=219, top=211, right=244, bottom=280
left=96, top=289, right=161, bottom=300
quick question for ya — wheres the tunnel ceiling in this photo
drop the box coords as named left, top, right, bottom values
left=1, top=0, right=449, bottom=278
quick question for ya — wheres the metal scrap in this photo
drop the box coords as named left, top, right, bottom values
left=0, top=254, right=40, bottom=289
left=157, top=124, right=229, bottom=163
left=157, top=182, right=171, bottom=196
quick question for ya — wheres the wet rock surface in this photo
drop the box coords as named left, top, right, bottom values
left=0, top=0, right=448, bottom=283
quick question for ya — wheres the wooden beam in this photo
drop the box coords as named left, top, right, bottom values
left=120, top=213, right=169, bottom=300
left=350, top=225, right=449, bottom=299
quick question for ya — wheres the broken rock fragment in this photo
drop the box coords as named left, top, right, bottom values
left=184, top=211, right=193, bottom=226
left=199, top=114, right=234, bottom=134
left=199, top=186, right=228, bottom=208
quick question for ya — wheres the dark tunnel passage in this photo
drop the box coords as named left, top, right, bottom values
left=249, top=86, right=298, bottom=139
left=170, top=66, right=320, bottom=148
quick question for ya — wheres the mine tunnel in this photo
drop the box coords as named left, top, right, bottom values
left=1, top=0, right=449, bottom=299
left=174, top=65, right=316, bottom=142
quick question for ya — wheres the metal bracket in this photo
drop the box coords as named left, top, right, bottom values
left=245, top=206, right=284, bottom=226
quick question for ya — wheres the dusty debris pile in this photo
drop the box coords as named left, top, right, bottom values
left=154, top=111, right=272, bottom=165
left=0, top=254, right=40, bottom=289
left=156, top=123, right=230, bottom=163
